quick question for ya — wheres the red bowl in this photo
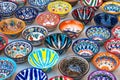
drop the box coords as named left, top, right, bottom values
left=49, top=76, right=73, bottom=80
left=112, top=25, right=120, bottom=39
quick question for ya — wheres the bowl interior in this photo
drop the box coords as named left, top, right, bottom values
left=28, top=0, right=50, bottom=6
left=112, top=26, right=120, bottom=38
left=0, top=34, right=8, bottom=50
left=49, top=76, right=73, bottom=80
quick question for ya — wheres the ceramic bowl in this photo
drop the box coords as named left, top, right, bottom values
left=22, top=25, right=48, bottom=46
left=4, top=40, right=33, bottom=64
left=72, top=6, right=95, bottom=25
left=58, top=55, right=89, bottom=79
left=59, top=20, right=84, bottom=39
left=101, top=1, right=120, bottom=15
left=92, top=52, right=119, bottom=71
left=0, top=34, right=8, bottom=51
left=104, top=38, right=120, bottom=58
left=28, top=48, right=59, bottom=72
left=15, top=68, right=48, bottom=80
left=88, top=70, right=116, bottom=80
left=15, top=6, right=38, bottom=24
left=44, top=33, right=72, bottom=55
left=72, top=38, right=100, bottom=61
left=94, top=13, right=118, bottom=29
left=36, top=12, right=60, bottom=31
left=0, top=1, right=18, bottom=17
left=112, top=25, right=120, bottom=39
left=86, top=26, right=111, bottom=46
left=48, top=1, right=72, bottom=18
left=49, top=76, right=73, bottom=80
left=0, top=57, right=16, bottom=80
left=0, top=18, right=26, bottom=38
left=9, top=0, right=26, bottom=7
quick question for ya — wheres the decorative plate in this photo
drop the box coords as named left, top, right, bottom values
left=9, top=0, right=26, bottom=7
left=49, top=76, right=73, bottom=80
left=112, top=25, right=120, bottom=39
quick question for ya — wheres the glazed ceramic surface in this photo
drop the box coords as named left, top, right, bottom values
left=88, top=70, right=116, bottom=80
left=22, top=25, right=48, bottom=46
left=49, top=76, right=73, bottom=80
left=36, top=12, right=60, bottom=31
left=59, top=20, right=84, bottom=39
left=112, top=25, right=120, bottom=39
left=44, top=33, right=72, bottom=55
left=28, top=48, right=59, bottom=72
left=9, top=0, right=26, bottom=7
left=15, top=68, right=48, bottom=80
left=58, top=56, right=89, bottom=79
left=72, top=38, right=100, bottom=61
left=0, top=57, right=16, bottom=80
left=92, top=52, right=119, bottom=71
left=4, top=40, right=33, bottom=63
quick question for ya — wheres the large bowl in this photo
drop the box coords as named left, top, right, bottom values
left=22, top=25, right=48, bottom=46
left=88, top=70, right=116, bottom=80
left=94, top=13, right=118, bottom=29
left=58, top=55, right=89, bottom=79
left=28, top=48, right=59, bottom=72
left=112, top=25, right=120, bottom=39
left=4, top=40, right=33, bottom=64
left=0, top=1, right=18, bottom=17
left=59, top=20, right=84, bottom=39
left=72, top=38, right=100, bottom=61
left=48, top=1, right=72, bottom=18
left=0, top=57, right=16, bottom=80
left=44, top=33, right=72, bottom=55
left=15, top=68, right=48, bottom=80
left=49, top=76, right=73, bottom=80
left=86, top=26, right=111, bottom=46
left=72, top=6, right=95, bottom=25
left=92, top=52, right=119, bottom=71
left=36, top=12, right=60, bottom=31
left=9, top=0, right=26, bottom=7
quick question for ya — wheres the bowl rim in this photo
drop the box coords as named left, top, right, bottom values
left=111, top=25, right=120, bottom=39
left=28, top=0, right=50, bottom=6
left=49, top=75, right=73, bottom=80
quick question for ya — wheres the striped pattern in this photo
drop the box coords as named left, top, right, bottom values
left=82, top=0, right=102, bottom=6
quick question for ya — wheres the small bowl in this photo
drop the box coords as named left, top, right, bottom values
left=15, top=6, right=38, bottom=24
left=44, top=33, right=72, bottom=55
left=88, top=70, right=117, bottom=80
left=104, top=38, right=120, bottom=58
left=0, top=1, right=18, bottom=17
left=28, top=0, right=50, bottom=12
left=92, top=52, right=119, bottom=71
left=58, top=55, right=89, bottom=79
left=48, top=1, right=72, bottom=18
left=49, top=76, right=73, bottom=80
left=0, top=18, right=26, bottom=39
left=36, top=12, right=60, bottom=31
left=0, top=57, right=16, bottom=80
left=59, top=20, right=84, bottom=39
left=72, top=38, right=100, bottom=61
left=0, top=34, right=8, bottom=51
left=4, top=40, right=33, bottom=64
left=86, top=26, right=111, bottom=46
left=101, top=1, right=120, bottom=15
left=22, top=25, right=48, bottom=46
left=28, top=48, right=59, bottom=72
left=112, top=25, right=120, bottom=39
left=72, top=6, right=95, bottom=25
left=15, top=68, right=48, bottom=80
left=94, top=13, right=118, bottom=29
left=9, top=0, right=26, bottom=7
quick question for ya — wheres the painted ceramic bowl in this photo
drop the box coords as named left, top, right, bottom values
left=92, top=52, right=119, bottom=71
left=72, top=6, right=95, bottom=25
left=28, top=48, right=59, bottom=72
left=0, top=1, right=18, bottom=17
left=112, top=25, right=120, bottom=39
left=4, top=40, right=33, bottom=64
left=0, top=18, right=26, bottom=38
left=44, top=33, right=72, bottom=55
left=9, top=0, right=26, bottom=7
left=49, top=76, right=73, bottom=80
left=58, top=56, right=89, bottom=79
left=0, top=34, right=8, bottom=51
left=15, top=6, right=38, bottom=24
left=72, top=38, right=100, bottom=61
left=88, top=70, right=116, bottom=80
left=94, top=13, right=118, bottom=29
left=0, top=57, right=16, bottom=80
left=59, top=20, right=84, bottom=39
left=22, top=25, right=48, bottom=46
left=15, top=68, right=48, bottom=80
left=101, top=1, right=120, bottom=15
left=36, top=12, right=60, bottom=31
left=86, top=26, right=111, bottom=46
left=48, top=1, right=72, bottom=18
left=104, top=38, right=120, bottom=58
